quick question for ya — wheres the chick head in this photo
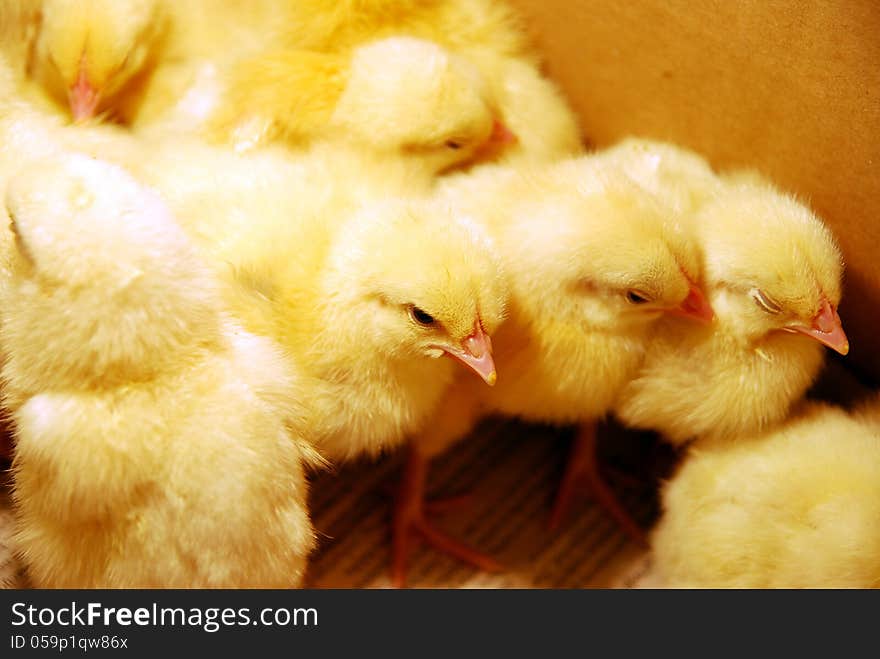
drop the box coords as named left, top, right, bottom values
left=329, top=37, right=515, bottom=176
left=323, top=198, right=507, bottom=385
left=35, top=0, right=164, bottom=122
left=501, top=173, right=712, bottom=332
left=3, top=152, right=219, bottom=389
left=698, top=177, right=847, bottom=354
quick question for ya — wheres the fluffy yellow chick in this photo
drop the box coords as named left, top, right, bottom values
left=224, top=195, right=507, bottom=463
left=26, top=0, right=167, bottom=122
left=214, top=36, right=511, bottom=174
left=615, top=174, right=847, bottom=444
left=209, top=0, right=580, bottom=162
left=391, top=159, right=714, bottom=586
left=650, top=401, right=880, bottom=588
left=2, top=153, right=317, bottom=587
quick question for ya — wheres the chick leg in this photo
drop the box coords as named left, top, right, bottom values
left=549, top=423, right=648, bottom=546
left=391, top=444, right=502, bottom=588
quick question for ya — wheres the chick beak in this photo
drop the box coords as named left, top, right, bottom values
left=69, top=66, right=100, bottom=123
left=487, top=118, right=517, bottom=146
left=473, top=118, right=518, bottom=161
left=669, top=282, right=714, bottom=324
left=783, top=299, right=849, bottom=355
left=441, top=323, right=497, bottom=386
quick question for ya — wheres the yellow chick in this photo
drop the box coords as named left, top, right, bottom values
left=214, top=36, right=510, bottom=174
left=224, top=195, right=507, bottom=464
left=316, top=37, right=506, bottom=175
left=615, top=174, right=847, bottom=444
left=209, top=0, right=580, bottom=162
left=650, top=401, right=880, bottom=588
left=391, top=159, right=714, bottom=586
left=27, top=0, right=167, bottom=122
left=2, top=153, right=317, bottom=587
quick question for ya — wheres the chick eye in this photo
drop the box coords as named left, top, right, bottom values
left=751, top=288, right=782, bottom=314
left=409, top=305, right=436, bottom=326
left=625, top=289, right=652, bottom=305
left=444, top=139, right=464, bottom=150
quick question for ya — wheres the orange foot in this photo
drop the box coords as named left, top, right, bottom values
left=391, top=446, right=502, bottom=588
left=548, top=423, right=648, bottom=547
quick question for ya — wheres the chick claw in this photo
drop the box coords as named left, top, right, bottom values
left=548, top=425, right=648, bottom=548
left=391, top=448, right=503, bottom=588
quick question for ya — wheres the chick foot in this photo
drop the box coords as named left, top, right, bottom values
left=548, top=424, right=648, bottom=547
left=391, top=446, right=502, bottom=588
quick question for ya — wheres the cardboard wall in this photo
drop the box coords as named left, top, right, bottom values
left=508, top=0, right=880, bottom=383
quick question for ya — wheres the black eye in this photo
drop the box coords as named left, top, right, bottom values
left=445, top=140, right=463, bottom=150
left=625, top=290, right=651, bottom=304
left=409, top=306, right=436, bottom=326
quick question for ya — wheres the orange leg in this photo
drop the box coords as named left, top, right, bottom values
left=548, top=423, right=648, bottom=547
left=391, top=445, right=502, bottom=588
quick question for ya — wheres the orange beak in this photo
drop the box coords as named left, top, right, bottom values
left=69, top=65, right=100, bottom=122
left=487, top=118, right=517, bottom=147
left=473, top=118, right=517, bottom=161
left=440, top=322, right=497, bottom=386
left=783, top=298, right=849, bottom=355
left=669, top=281, right=714, bottom=324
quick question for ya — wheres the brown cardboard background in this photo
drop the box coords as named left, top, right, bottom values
left=508, top=0, right=880, bottom=383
